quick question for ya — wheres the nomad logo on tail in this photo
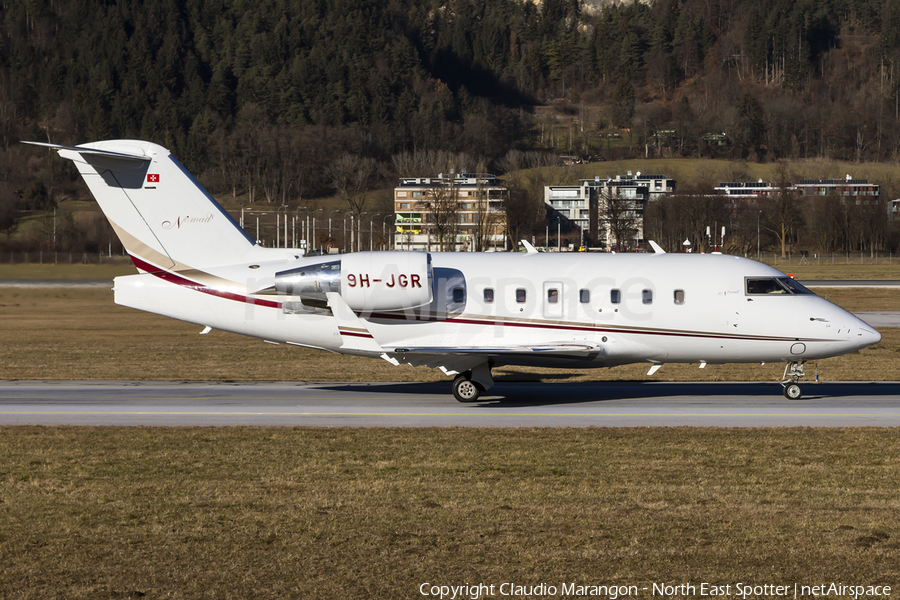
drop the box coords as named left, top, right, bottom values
left=161, top=213, right=214, bottom=230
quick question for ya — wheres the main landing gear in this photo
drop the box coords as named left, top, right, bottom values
left=451, top=363, right=495, bottom=403
left=781, top=361, right=806, bottom=399
left=453, top=373, right=484, bottom=402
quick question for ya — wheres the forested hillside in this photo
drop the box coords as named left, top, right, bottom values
left=3, top=0, right=900, bottom=251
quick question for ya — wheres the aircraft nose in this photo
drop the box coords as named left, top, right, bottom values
left=854, top=316, right=881, bottom=349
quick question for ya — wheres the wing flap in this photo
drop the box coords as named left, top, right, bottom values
left=385, top=342, right=600, bottom=355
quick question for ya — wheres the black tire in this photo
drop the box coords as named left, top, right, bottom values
left=453, top=374, right=483, bottom=403
left=783, top=382, right=803, bottom=399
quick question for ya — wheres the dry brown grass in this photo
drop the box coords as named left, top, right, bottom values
left=0, top=427, right=897, bottom=599
left=2, top=259, right=900, bottom=283
left=1, top=287, right=897, bottom=383
left=0, top=262, right=134, bottom=281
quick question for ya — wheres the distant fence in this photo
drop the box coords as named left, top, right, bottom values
left=6, top=251, right=132, bottom=265
left=5, top=249, right=900, bottom=267
left=754, top=251, right=898, bottom=267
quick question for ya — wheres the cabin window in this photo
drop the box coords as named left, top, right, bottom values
left=516, top=288, right=527, bottom=303
left=579, top=289, right=590, bottom=303
left=674, top=289, right=685, bottom=305
left=642, top=289, right=653, bottom=304
left=547, top=288, right=559, bottom=303
left=452, top=287, right=466, bottom=304
left=484, top=288, right=494, bottom=303
left=610, top=289, right=621, bottom=304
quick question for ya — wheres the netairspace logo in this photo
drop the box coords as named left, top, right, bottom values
left=418, top=582, right=893, bottom=599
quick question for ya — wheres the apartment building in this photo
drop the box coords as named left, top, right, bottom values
left=393, top=171, right=509, bottom=251
left=543, top=173, right=677, bottom=250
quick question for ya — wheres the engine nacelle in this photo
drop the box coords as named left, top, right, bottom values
left=340, top=251, right=433, bottom=311
left=274, top=252, right=433, bottom=312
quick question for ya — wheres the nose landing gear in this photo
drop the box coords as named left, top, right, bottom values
left=781, top=361, right=806, bottom=399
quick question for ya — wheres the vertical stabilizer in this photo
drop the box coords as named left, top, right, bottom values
left=25, top=140, right=256, bottom=272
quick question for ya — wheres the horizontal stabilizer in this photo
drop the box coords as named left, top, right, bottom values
left=22, top=141, right=151, bottom=161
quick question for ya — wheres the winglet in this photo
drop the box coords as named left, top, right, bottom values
left=648, top=240, right=666, bottom=254
left=520, top=240, right=539, bottom=254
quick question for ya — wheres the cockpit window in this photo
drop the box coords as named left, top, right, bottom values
left=746, top=277, right=815, bottom=296
left=778, top=277, right=814, bottom=294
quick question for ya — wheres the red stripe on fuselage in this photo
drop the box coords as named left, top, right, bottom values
left=129, top=254, right=281, bottom=309
left=340, top=331, right=375, bottom=339
left=367, top=311, right=834, bottom=344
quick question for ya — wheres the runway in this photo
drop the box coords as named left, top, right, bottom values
left=1, top=380, right=899, bottom=427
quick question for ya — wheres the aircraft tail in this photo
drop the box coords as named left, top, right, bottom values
left=24, top=140, right=257, bottom=272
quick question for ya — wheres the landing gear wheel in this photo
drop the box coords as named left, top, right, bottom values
left=453, top=373, right=483, bottom=403
left=781, top=361, right=806, bottom=400
left=783, top=382, right=803, bottom=400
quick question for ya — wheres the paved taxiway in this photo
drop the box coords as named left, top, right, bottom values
left=1, top=381, right=899, bottom=427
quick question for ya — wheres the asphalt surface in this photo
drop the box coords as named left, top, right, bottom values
left=799, top=279, right=900, bottom=287
left=1, top=380, right=899, bottom=427
left=854, top=311, right=900, bottom=327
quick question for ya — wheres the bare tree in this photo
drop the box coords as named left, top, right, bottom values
left=469, top=161, right=504, bottom=252
left=500, top=166, right=548, bottom=251
left=0, top=181, right=20, bottom=238
left=806, top=192, right=845, bottom=254
left=329, top=154, right=379, bottom=215
left=600, top=186, right=641, bottom=250
left=416, top=181, right=459, bottom=252
left=762, top=163, right=803, bottom=258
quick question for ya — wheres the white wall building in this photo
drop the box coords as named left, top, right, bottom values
left=544, top=173, right=676, bottom=249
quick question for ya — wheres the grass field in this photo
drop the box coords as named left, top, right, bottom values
left=0, top=262, right=134, bottom=281
left=1, top=427, right=898, bottom=599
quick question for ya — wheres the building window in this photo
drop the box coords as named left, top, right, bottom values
left=399, top=203, right=410, bottom=209
left=610, top=289, right=621, bottom=304
left=397, top=191, right=407, bottom=198
left=674, top=290, right=685, bottom=304
left=516, top=288, right=527, bottom=303
left=412, top=191, right=423, bottom=198
left=484, top=288, right=494, bottom=303
left=579, top=289, right=590, bottom=303
left=642, top=289, right=653, bottom=304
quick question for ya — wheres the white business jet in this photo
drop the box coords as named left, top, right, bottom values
left=25, top=140, right=881, bottom=401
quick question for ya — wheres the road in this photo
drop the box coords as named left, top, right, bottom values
left=1, top=380, right=899, bottom=427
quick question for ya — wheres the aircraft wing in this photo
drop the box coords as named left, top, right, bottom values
left=382, top=342, right=602, bottom=375
left=385, top=343, right=600, bottom=355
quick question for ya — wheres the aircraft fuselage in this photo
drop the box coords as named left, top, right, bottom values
left=113, top=250, right=879, bottom=372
